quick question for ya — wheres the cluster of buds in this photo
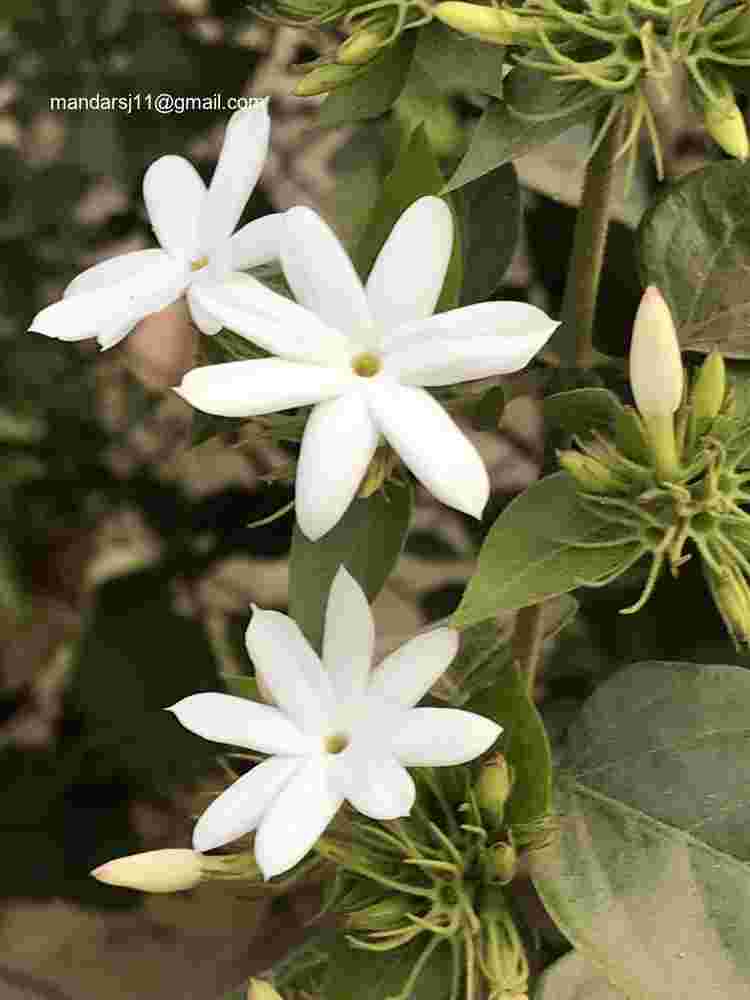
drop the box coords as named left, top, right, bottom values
left=310, top=760, right=531, bottom=1000
left=432, top=0, right=748, bottom=175
left=558, top=286, right=750, bottom=644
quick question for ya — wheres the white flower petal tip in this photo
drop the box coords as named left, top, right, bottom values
left=166, top=692, right=310, bottom=755
left=91, top=849, right=203, bottom=893
left=392, top=707, right=501, bottom=766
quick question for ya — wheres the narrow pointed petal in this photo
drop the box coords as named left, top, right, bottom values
left=368, top=627, right=459, bottom=707
left=175, top=358, right=352, bottom=418
left=323, top=567, right=374, bottom=704
left=366, top=197, right=453, bottom=330
left=168, top=692, right=311, bottom=754
left=186, top=286, right=222, bottom=335
left=229, top=214, right=285, bottom=270
left=198, top=102, right=270, bottom=254
left=282, top=207, right=374, bottom=344
left=246, top=607, right=334, bottom=736
left=193, top=756, right=300, bottom=853
left=365, top=379, right=489, bottom=519
left=255, top=757, right=343, bottom=878
left=343, top=756, right=416, bottom=820
left=391, top=707, right=501, bottom=766
left=190, top=276, right=350, bottom=364
left=143, top=155, right=205, bottom=257
left=295, top=392, right=380, bottom=542
left=30, top=253, right=189, bottom=343
left=382, top=301, right=559, bottom=354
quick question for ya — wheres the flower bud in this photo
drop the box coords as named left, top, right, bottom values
left=294, top=62, right=363, bottom=97
left=91, top=849, right=203, bottom=893
left=557, top=450, right=621, bottom=493
left=337, top=25, right=388, bottom=65
left=248, top=979, right=284, bottom=1000
left=704, top=94, right=749, bottom=161
left=714, top=569, right=750, bottom=645
left=346, top=895, right=414, bottom=931
left=475, top=753, right=513, bottom=830
left=432, top=2, right=525, bottom=44
left=630, top=287, right=683, bottom=419
left=691, top=349, right=726, bottom=426
left=489, top=840, right=518, bottom=883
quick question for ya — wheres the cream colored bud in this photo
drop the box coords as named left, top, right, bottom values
left=557, top=450, right=621, bottom=493
left=704, top=96, right=749, bottom=161
left=691, top=349, right=726, bottom=425
left=293, top=62, right=361, bottom=97
left=433, top=2, right=524, bottom=44
left=91, top=849, right=203, bottom=893
left=337, top=26, right=387, bottom=65
left=630, top=286, right=683, bottom=419
left=248, top=979, right=284, bottom=1000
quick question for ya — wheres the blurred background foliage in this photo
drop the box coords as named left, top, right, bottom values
left=0, top=0, right=748, bottom=996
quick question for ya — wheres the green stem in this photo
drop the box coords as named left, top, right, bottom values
left=555, top=107, right=625, bottom=368
left=512, top=604, right=546, bottom=696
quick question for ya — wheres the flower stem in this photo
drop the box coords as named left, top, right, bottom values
left=554, top=107, right=625, bottom=368
left=512, top=603, right=546, bottom=696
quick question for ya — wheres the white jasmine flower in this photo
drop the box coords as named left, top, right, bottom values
left=29, top=102, right=281, bottom=349
left=175, top=196, right=558, bottom=540
left=169, top=567, right=501, bottom=879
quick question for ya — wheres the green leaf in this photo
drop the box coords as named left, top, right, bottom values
left=395, top=61, right=466, bottom=160
left=288, top=484, right=413, bottom=653
left=414, top=20, right=504, bottom=98
left=69, top=569, right=221, bottom=787
left=638, top=160, right=750, bottom=357
left=443, top=69, right=607, bottom=192
left=323, top=934, right=453, bottom=1000
left=451, top=473, right=642, bottom=626
left=352, top=125, right=462, bottom=310
left=542, top=388, right=623, bottom=438
left=537, top=951, right=627, bottom=1000
left=318, top=34, right=416, bottom=128
left=456, top=164, right=520, bottom=305
left=469, top=383, right=507, bottom=431
left=532, top=661, right=750, bottom=999
left=466, top=658, right=553, bottom=844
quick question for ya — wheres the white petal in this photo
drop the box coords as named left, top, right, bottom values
left=391, top=707, right=501, bottom=766
left=383, top=307, right=558, bottom=385
left=229, top=214, right=285, bottom=271
left=368, top=627, right=459, bottom=708
left=190, top=276, right=350, bottom=364
left=342, top=755, right=416, bottom=820
left=64, top=248, right=167, bottom=297
left=193, top=756, right=300, bottom=853
left=198, top=102, right=270, bottom=254
left=255, top=756, right=343, bottom=878
left=365, top=378, right=489, bottom=519
left=246, top=607, right=334, bottom=736
left=175, top=358, right=352, bottom=418
left=366, top=197, right=453, bottom=331
left=97, top=325, right=133, bottom=350
left=186, top=286, right=222, bottom=335
left=382, top=301, right=559, bottom=354
left=167, top=692, right=311, bottom=754
left=30, top=252, right=189, bottom=343
left=295, top=392, right=380, bottom=542
left=143, top=155, right=205, bottom=257
left=282, top=207, right=374, bottom=344
left=323, top=566, right=374, bottom=705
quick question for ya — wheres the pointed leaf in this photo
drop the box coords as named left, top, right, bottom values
left=414, top=20, right=504, bottom=98
left=318, top=34, right=416, bottom=128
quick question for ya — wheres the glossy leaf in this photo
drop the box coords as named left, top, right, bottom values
left=639, top=161, right=750, bottom=357
left=318, top=34, right=416, bottom=127
left=414, top=20, right=504, bottom=98
left=288, top=483, right=413, bottom=653
left=456, top=164, right=520, bottom=306
left=451, top=473, right=642, bottom=626
left=533, top=661, right=750, bottom=998
left=323, top=934, right=453, bottom=1000
left=543, top=388, right=623, bottom=438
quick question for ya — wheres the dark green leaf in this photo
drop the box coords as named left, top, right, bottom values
left=69, top=569, right=221, bottom=787
left=414, top=20, right=504, bottom=98
left=457, top=164, right=520, bottom=305
left=533, top=661, right=750, bottom=998
left=542, top=388, right=623, bottom=438
left=323, top=934, right=453, bottom=1000
left=318, top=34, right=416, bottom=128
left=220, top=674, right=260, bottom=701
left=470, top=383, right=507, bottom=431
left=638, top=160, right=750, bottom=356
left=288, top=484, right=413, bottom=653
left=443, top=69, right=606, bottom=192
left=452, top=473, right=642, bottom=625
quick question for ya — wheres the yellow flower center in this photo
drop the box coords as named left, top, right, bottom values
left=190, top=255, right=209, bottom=272
left=352, top=352, right=382, bottom=378
left=325, top=732, right=350, bottom=754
